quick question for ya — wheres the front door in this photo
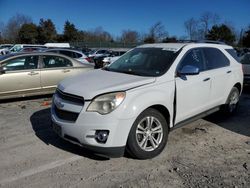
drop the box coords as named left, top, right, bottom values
left=0, top=55, right=41, bottom=98
left=175, top=48, right=211, bottom=124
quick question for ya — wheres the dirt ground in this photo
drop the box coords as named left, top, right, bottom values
left=0, top=88, right=250, bottom=188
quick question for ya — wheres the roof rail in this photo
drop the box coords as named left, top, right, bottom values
left=196, top=40, right=226, bottom=44
left=174, top=40, right=225, bottom=44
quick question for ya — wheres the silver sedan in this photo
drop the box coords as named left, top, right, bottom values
left=0, top=52, right=94, bottom=100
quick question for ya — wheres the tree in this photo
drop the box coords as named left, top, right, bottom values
left=148, top=21, right=168, bottom=42
left=63, top=20, right=78, bottom=42
left=37, top=19, right=57, bottom=43
left=2, top=14, right=32, bottom=43
left=200, top=12, right=220, bottom=38
left=184, top=18, right=199, bottom=40
left=162, top=36, right=178, bottom=43
left=120, top=30, right=139, bottom=43
left=206, top=24, right=236, bottom=45
left=242, top=27, right=250, bottom=47
left=18, top=23, right=38, bottom=44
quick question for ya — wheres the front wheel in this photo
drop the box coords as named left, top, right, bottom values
left=126, top=108, right=169, bottom=159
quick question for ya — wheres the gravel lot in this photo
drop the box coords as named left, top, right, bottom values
left=0, top=89, right=250, bottom=188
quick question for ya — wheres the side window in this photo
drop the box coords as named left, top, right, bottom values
left=240, top=53, right=250, bottom=65
left=179, top=49, right=205, bottom=71
left=42, top=56, right=73, bottom=68
left=74, top=52, right=82, bottom=58
left=59, top=50, right=73, bottom=58
left=2, top=56, right=38, bottom=71
left=203, top=48, right=230, bottom=70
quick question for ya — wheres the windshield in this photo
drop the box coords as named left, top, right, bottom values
left=104, top=47, right=179, bottom=77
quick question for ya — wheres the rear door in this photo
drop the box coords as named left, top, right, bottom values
left=0, top=55, right=41, bottom=98
left=40, top=55, right=74, bottom=92
left=203, top=48, right=232, bottom=107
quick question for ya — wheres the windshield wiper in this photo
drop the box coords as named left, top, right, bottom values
left=116, top=70, right=143, bottom=76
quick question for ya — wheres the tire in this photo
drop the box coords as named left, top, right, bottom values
left=126, top=108, right=169, bottom=159
left=221, top=87, right=240, bottom=115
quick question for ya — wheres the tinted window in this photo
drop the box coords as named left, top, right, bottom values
left=226, top=49, right=240, bottom=62
left=203, top=48, right=229, bottom=69
left=240, top=53, right=250, bottom=65
left=106, top=48, right=178, bottom=77
left=74, top=52, right=82, bottom=58
left=2, top=56, right=38, bottom=71
left=179, top=48, right=205, bottom=71
left=59, top=50, right=73, bottom=57
left=42, top=56, right=72, bottom=68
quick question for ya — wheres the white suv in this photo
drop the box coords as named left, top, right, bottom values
left=51, top=42, right=243, bottom=159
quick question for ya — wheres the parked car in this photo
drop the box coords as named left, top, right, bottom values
left=45, top=48, right=92, bottom=64
left=94, top=50, right=128, bottom=69
left=0, top=52, right=94, bottom=100
left=51, top=42, right=243, bottom=159
left=102, top=50, right=128, bottom=66
left=87, top=49, right=111, bottom=58
left=0, top=44, right=13, bottom=55
left=19, top=47, right=47, bottom=52
left=240, top=52, right=250, bottom=85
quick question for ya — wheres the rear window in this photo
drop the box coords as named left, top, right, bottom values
left=226, top=49, right=240, bottom=62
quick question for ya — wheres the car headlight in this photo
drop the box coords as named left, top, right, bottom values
left=87, top=92, right=126, bottom=114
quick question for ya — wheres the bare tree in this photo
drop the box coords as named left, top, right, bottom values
left=184, top=18, right=198, bottom=40
left=200, top=12, right=220, bottom=38
left=120, top=29, right=139, bottom=43
left=2, top=14, right=32, bottom=43
left=148, top=21, right=168, bottom=42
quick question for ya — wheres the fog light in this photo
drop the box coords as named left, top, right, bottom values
left=95, top=130, right=109, bottom=143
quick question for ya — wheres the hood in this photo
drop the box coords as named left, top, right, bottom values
left=58, top=69, right=155, bottom=100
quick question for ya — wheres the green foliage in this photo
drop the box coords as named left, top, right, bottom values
left=144, top=36, right=155, bottom=43
left=63, top=21, right=78, bottom=42
left=206, top=24, right=236, bottom=45
left=242, top=27, right=250, bottom=47
left=18, top=23, right=38, bottom=44
left=37, top=19, right=57, bottom=43
left=162, top=36, right=177, bottom=43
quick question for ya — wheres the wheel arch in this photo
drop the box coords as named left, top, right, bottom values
left=145, top=104, right=171, bottom=130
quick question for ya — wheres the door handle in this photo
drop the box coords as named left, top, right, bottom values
left=28, top=71, right=39, bottom=76
left=227, top=70, right=232, bottom=74
left=62, top=69, right=70, bottom=73
left=203, top=78, right=210, bottom=82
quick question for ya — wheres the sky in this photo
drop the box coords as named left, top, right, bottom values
left=0, top=0, right=250, bottom=38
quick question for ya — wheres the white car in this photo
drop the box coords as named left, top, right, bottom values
left=51, top=42, right=243, bottom=159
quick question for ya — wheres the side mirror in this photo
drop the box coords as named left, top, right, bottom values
left=178, top=65, right=200, bottom=76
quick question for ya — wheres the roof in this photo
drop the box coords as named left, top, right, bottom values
left=138, top=43, right=188, bottom=52
left=138, top=42, right=232, bottom=51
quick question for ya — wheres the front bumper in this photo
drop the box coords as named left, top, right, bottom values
left=51, top=101, right=135, bottom=157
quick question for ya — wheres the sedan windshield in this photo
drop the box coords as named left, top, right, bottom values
left=104, top=47, right=178, bottom=77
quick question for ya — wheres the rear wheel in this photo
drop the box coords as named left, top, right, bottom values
left=222, top=87, right=240, bottom=115
left=126, top=108, right=168, bottom=159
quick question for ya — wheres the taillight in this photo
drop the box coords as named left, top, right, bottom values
left=85, top=57, right=92, bottom=63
